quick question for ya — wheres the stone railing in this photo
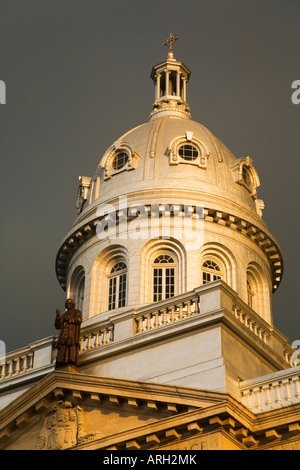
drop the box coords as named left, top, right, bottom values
left=0, top=282, right=295, bottom=391
left=134, top=292, right=200, bottom=335
left=0, top=337, right=55, bottom=383
left=79, top=324, right=114, bottom=353
left=240, top=366, right=300, bottom=413
left=231, top=300, right=270, bottom=345
left=0, top=322, right=115, bottom=384
left=0, top=351, right=34, bottom=380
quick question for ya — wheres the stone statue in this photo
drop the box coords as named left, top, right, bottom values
left=55, top=299, right=82, bottom=370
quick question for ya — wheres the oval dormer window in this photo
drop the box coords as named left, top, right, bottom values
left=178, top=143, right=199, bottom=161
left=112, top=151, right=128, bottom=170
left=242, top=166, right=252, bottom=187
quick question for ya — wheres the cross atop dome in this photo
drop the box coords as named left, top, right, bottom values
left=164, top=33, right=179, bottom=58
left=149, top=37, right=191, bottom=120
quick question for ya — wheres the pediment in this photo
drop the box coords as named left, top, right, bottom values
left=0, top=369, right=228, bottom=450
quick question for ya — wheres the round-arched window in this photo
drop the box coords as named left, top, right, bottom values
left=108, top=261, right=127, bottom=310
left=178, top=144, right=199, bottom=161
left=152, top=254, right=177, bottom=302
left=202, top=260, right=222, bottom=284
left=112, top=152, right=128, bottom=170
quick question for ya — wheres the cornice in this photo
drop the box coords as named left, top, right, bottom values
left=56, top=203, right=283, bottom=293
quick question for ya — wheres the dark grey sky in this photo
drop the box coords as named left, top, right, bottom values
left=0, top=0, right=299, bottom=353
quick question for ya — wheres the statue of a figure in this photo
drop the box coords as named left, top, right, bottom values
left=55, top=299, right=82, bottom=370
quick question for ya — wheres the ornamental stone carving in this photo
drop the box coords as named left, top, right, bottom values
left=38, top=401, right=102, bottom=450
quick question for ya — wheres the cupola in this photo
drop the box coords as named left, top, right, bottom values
left=149, top=34, right=191, bottom=120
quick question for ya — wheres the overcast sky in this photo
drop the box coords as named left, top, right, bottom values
left=0, top=0, right=299, bottom=353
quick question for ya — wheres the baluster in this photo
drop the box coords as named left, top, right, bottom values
left=22, top=355, right=28, bottom=373
left=80, top=337, right=85, bottom=352
left=178, top=304, right=184, bottom=320
left=102, top=329, right=108, bottom=345
left=170, top=307, right=176, bottom=323
left=162, top=309, right=168, bottom=325
left=1, top=363, right=5, bottom=380
left=87, top=334, right=92, bottom=350
left=146, top=314, right=152, bottom=330
left=233, top=305, right=239, bottom=319
left=137, top=317, right=144, bottom=333
left=263, top=385, right=272, bottom=407
left=242, top=390, right=252, bottom=410
left=8, top=360, right=13, bottom=377
left=154, top=312, right=160, bottom=328
left=273, top=382, right=282, bottom=404
left=95, top=331, right=100, bottom=348
left=108, top=326, right=114, bottom=342
left=28, top=353, right=33, bottom=369
left=15, top=357, right=20, bottom=375
left=292, top=377, right=300, bottom=398
left=186, top=301, right=192, bottom=317
left=253, top=387, right=263, bottom=411
left=283, top=379, right=292, bottom=401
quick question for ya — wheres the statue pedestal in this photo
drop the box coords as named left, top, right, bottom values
left=55, top=365, right=80, bottom=374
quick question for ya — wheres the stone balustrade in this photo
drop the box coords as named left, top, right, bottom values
left=79, top=325, right=114, bottom=353
left=0, top=351, right=33, bottom=380
left=0, top=337, right=54, bottom=384
left=134, top=293, right=200, bottom=334
left=240, top=366, right=300, bottom=413
left=231, top=301, right=270, bottom=345
left=0, top=281, right=297, bottom=419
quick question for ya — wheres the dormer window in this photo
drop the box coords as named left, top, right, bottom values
left=231, top=157, right=260, bottom=200
left=112, top=151, right=128, bottom=170
left=242, top=166, right=252, bottom=187
left=168, top=132, right=210, bottom=169
left=102, top=141, right=140, bottom=179
left=178, top=144, right=199, bottom=161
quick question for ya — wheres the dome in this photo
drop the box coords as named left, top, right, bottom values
left=76, top=115, right=263, bottom=230
left=56, top=45, right=283, bottom=326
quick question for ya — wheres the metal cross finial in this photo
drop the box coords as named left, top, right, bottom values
left=164, top=33, right=179, bottom=53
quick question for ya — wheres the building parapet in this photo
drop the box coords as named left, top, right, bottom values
left=239, top=366, right=300, bottom=413
left=0, top=282, right=297, bottom=410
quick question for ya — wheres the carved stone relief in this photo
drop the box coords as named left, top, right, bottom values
left=38, top=400, right=102, bottom=450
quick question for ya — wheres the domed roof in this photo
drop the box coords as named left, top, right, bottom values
left=74, top=46, right=263, bottom=230
left=56, top=46, right=283, bottom=295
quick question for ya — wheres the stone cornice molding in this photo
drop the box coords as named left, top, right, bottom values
left=56, top=205, right=283, bottom=293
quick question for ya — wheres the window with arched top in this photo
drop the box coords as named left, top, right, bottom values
left=69, top=266, right=86, bottom=314
left=108, top=261, right=127, bottom=310
left=247, top=278, right=255, bottom=309
left=152, top=254, right=177, bottom=302
left=202, top=260, right=223, bottom=284
left=77, top=275, right=85, bottom=313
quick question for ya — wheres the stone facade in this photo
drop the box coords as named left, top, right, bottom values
left=0, top=46, right=298, bottom=451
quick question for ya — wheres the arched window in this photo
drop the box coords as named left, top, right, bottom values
left=202, top=260, right=222, bottom=284
left=247, top=278, right=255, bottom=309
left=69, top=266, right=85, bottom=314
left=152, top=254, right=177, bottom=302
left=77, top=275, right=85, bottom=312
left=108, top=261, right=127, bottom=310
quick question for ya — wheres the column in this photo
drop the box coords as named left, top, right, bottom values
left=176, top=71, right=181, bottom=98
left=165, top=70, right=170, bottom=96
left=182, top=77, right=187, bottom=101
left=156, top=74, right=161, bottom=101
